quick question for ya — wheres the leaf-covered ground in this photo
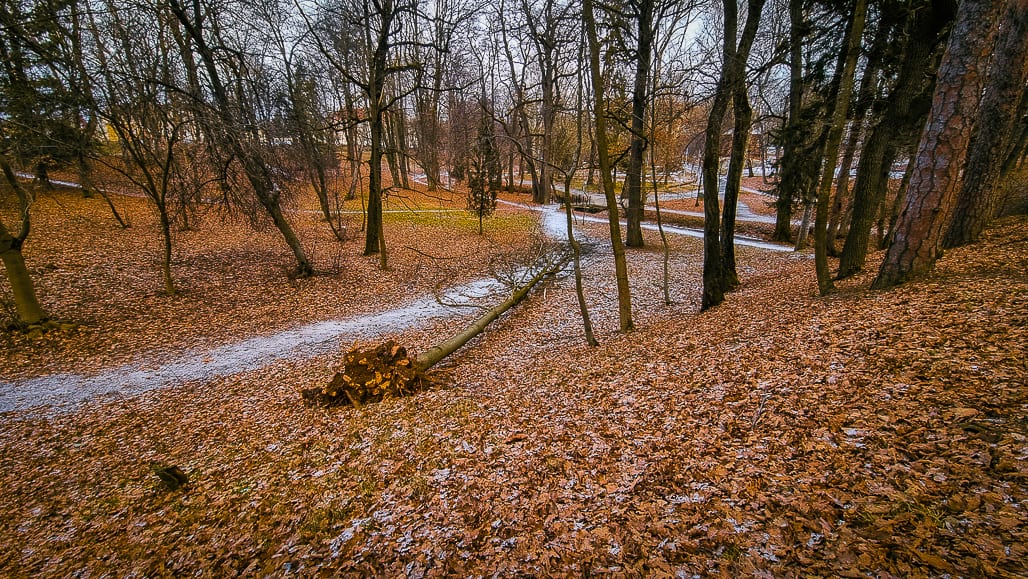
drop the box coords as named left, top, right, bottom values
left=0, top=185, right=533, bottom=380
left=0, top=184, right=1025, bottom=577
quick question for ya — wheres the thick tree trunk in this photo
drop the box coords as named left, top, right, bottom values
left=700, top=0, right=736, bottom=310
left=874, top=0, right=1003, bottom=290
left=944, top=0, right=1028, bottom=248
left=721, top=82, right=753, bottom=291
left=0, top=243, right=46, bottom=326
left=584, top=0, right=633, bottom=332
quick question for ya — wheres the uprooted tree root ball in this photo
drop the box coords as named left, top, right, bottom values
left=301, top=340, right=426, bottom=408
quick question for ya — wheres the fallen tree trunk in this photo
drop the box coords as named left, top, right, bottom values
left=303, top=252, right=570, bottom=408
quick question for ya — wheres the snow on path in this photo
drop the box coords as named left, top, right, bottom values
left=500, top=199, right=795, bottom=252
left=2, top=192, right=791, bottom=415
left=0, top=280, right=501, bottom=415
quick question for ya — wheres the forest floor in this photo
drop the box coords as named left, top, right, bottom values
left=0, top=182, right=1026, bottom=577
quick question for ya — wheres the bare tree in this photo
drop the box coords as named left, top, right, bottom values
left=167, top=0, right=314, bottom=277
left=84, top=0, right=204, bottom=295
left=584, top=0, right=633, bottom=332
left=304, top=0, right=425, bottom=269
left=700, top=0, right=766, bottom=310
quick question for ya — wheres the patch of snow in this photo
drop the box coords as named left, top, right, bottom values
left=0, top=278, right=504, bottom=415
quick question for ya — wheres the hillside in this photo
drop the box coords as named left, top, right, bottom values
left=0, top=185, right=1025, bottom=577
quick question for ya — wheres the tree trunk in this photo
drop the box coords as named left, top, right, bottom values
left=772, top=0, right=805, bottom=243
left=826, top=22, right=887, bottom=254
left=384, top=111, right=403, bottom=189
left=158, top=204, right=176, bottom=296
left=814, top=0, right=867, bottom=296
left=873, top=0, right=1003, bottom=290
left=826, top=120, right=861, bottom=255
left=415, top=254, right=570, bottom=370
left=702, top=0, right=765, bottom=309
left=536, top=54, right=555, bottom=205
left=838, top=2, right=950, bottom=279
left=880, top=156, right=914, bottom=248
left=721, top=80, right=754, bottom=291
left=366, top=109, right=385, bottom=258
left=944, top=0, right=1028, bottom=248
left=700, top=0, right=737, bottom=310
left=650, top=121, right=673, bottom=306
left=0, top=242, right=47, bottom=326
left=395, top=108, right=411, bottom=189
left=563, top=178, right=598, bottom=346
left=1001, top=89, right=1028, bottom=177
left=625, top=0, right=654, bottom=248
left=794, top=202, right=813, bottom=250
left=584, top=0, right=633, bottom=332
left=0, top=162, right=46, bottom=325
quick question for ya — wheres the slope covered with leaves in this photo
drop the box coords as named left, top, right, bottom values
left=0, top=185, right=533, bottom=380
left=0, top=187, right=1024, bottom=576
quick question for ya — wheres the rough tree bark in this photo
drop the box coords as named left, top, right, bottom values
left=837, top=0, right=952, bottom=279
left=772, top=0, right=805, bottom=242
left=873, top=0, right=1003, bottom=290
left=943, top=0, right=1028, bottom=248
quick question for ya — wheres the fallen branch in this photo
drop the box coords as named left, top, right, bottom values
left=303, top=251, right=571, bottom=408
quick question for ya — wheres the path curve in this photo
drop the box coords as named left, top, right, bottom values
left=2, top=194, right=794, bottom=415
left=0, top=280, right=500, bottom=415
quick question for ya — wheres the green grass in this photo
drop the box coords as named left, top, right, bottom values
left=383, top=209, right=536, bottom=235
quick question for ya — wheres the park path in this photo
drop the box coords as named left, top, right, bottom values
left=2, top=184, right=791, bottom=415
left=0, top=280, right=502, bottom=414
